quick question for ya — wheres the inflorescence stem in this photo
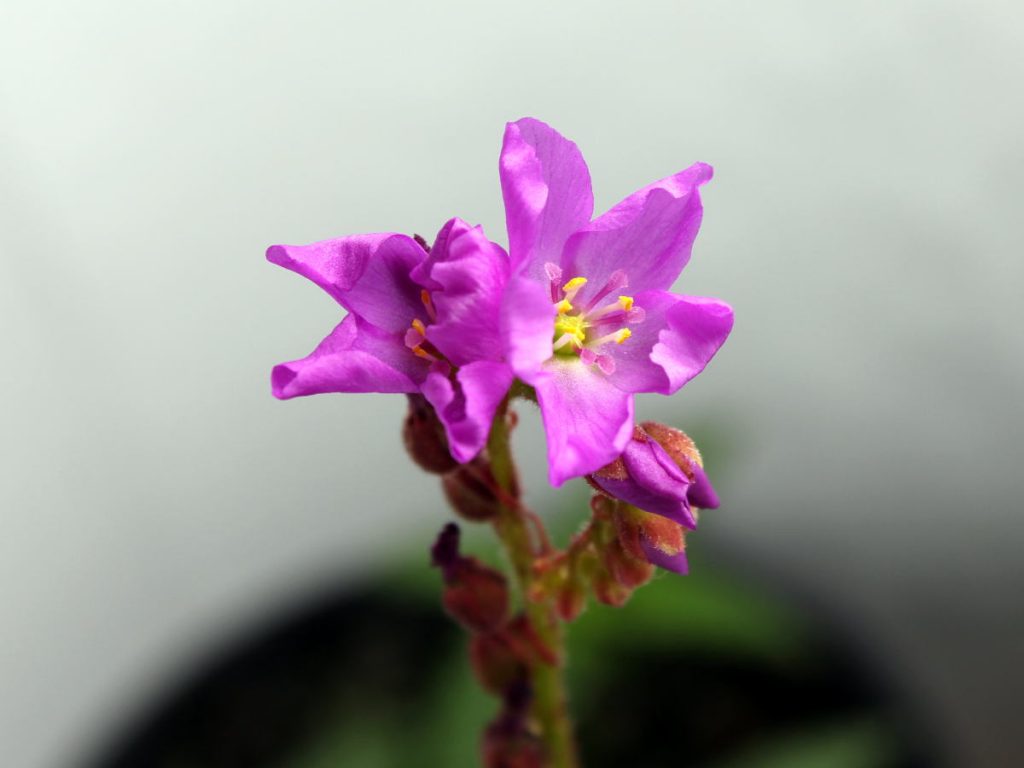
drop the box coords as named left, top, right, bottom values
left=487, top=398, right=579, bottom=768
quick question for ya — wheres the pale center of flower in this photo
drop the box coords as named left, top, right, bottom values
left=545, top=263, right=646, bottom=375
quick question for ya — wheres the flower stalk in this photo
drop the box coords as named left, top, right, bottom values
left=487, top=397, right=578, bottom=768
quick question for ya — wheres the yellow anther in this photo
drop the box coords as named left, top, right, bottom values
left=562, top=276, right=588, bottom=292
left=411, top=318, right=427, bottom=335
left=618, top=295, right=634, bottom=311
left=412, top=347, right=433, bottom=359
left=614, top=328, right=632, bottom=344
left=420, top=289, right=436, bottom=320
left=555, top=299, right=573, bottom=314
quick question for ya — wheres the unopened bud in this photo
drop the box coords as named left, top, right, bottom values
left=504, top=613, right=559, bottom=666
left=592, top=565, right=633, bottom=607
left=555, top=575, right=588, bottom=622
left=482, top=719, right=545, bottom=768
left=603, top=537, right=654, bottom=589
left=587, top=424, right=718, bottom=528
left=442, top=460, right=502, bottom=521
left=470, top=632, right=527, bottom=695
left=613, top=502, right=689, bottom=575
left=431, top=523, right=510, bottom=632
left=482, top=681, right=545, bottom=768
left=403, top=394, right=457, bottom=474
left=640, top=421, right=720, bottom=510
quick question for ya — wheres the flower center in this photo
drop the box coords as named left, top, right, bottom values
left=545, top=264, right=646, bottom=374
left=404, top=289, right=449, bottom=371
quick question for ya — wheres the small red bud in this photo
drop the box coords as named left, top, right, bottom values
left=603, top=538, right=654, bottom=589
left=612, top=503, right=685, bottom=559
left=442, top=460, right=502, bottom=522
left=504, top=614, right=560, bottom=666
left=592, top=566, right=633, bottom=607
left=482, top=722, right=545, bottom=768
left=431, top=524, right=509, bottom=633
left=470, top=633, right=527, bottom=695
left=403, top=394, right=457, bottom=474
left=443, top=559, right=510, bottom=633
left=556, top=579, right=587, bottom=622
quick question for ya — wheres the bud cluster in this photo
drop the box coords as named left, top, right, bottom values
left=404, top=395, right=515, bottom=524
left=531, top=422, right=719, bottom=615
left=431, top=523, right=552, bottom=767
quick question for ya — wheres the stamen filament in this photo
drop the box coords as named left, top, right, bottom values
left=581, top=269, right=628, bottom=312
left=591, top=328, right=632, bottom=347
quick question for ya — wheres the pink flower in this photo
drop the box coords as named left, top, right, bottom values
left=497, top=118, right=734, bottom=486
left=269, top=218, right=513, bottom=463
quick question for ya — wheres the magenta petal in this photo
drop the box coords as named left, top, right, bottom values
left=423, top=361, right=514, bottom=463
left=499, top=118, right=594, bottom=281
left=266, top=233, right=391, bottom=299
left=268, top=234, right=426, bottom=333
left=651, top=294, right=735, bottom=393
left=640, top=539, right=689, bottom=575
left=604, top=290, right=679, bottom=394
left=534, top=359, right=634, bottom=486
left=591, top=438, right=697, bottom=528
left=500, top=275, right=555, bottom=381
left=622, top=440, right=697, bottom=528
left=414, top=218, right=510, bottom=367
left=687, top=461, right=721, bottom=510
left=607, top=290, right=732, bottom=395
left=562, top=163, right=712, bottom=302
left=271, top=316, right=423, bottom=398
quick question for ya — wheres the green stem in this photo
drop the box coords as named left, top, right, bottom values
left=488, top=398, right=579, bottom=768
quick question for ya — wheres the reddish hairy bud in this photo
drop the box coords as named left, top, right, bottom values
left=443, top=560, right=509, bottom=633
left=556, top=578, right=587, bottom=622
left=470, top=633, right=527, bottom=695
left=504, top=613, right=559, bottom=666
left=403, top=394, right=457, bottom=474
left=641, top=421, right=720, bottom=511
left=482, top=681, right=545, bottom=768
left=640, top=421, right=702, bottom=469
left=442, top=460, right=502, bottom=522
left=603, top=538, right=654, bottom=589
left=612, top=502, right=689, bottom=575
left=431, top=523, right=510, bottom=633
left=592, top=566, right=633, bottom=607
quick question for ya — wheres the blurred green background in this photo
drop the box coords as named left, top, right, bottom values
left=91, top=485, right=934, bottom=768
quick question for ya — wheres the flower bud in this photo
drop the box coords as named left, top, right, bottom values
left=482, top=681, right=545, bottom=768
left=555, top=574, right=588, bottom=622
left=504, top=613, right=560, bottom=666
left=403, top=394, right=457, bottom=474
left=592, top=565, right=633, bottom=607
left=431, top=523, right=510, bottom=632
left=482, top=727, right=545, bottom=768
left=603, top=537, right=654, bottom=589
left=613, top=502, right=689, bottom=575
left=640, top=421, right=720, bottom=510
left=470, top=632, right=527, bottom=695
left=588, top=423, right=721, bottom=528
left=442, top=459, right=502, bottom=521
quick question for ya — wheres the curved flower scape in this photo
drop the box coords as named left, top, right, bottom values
left=497, top=118, right=734, bottom=486
left=269, top=218, right=513, bottom=463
